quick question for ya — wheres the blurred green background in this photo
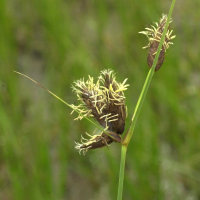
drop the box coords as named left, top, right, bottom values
left=1, top=0, right=200, bottom=199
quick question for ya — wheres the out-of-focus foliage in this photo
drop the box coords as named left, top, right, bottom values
left=0, top=0, right=200, bottom=199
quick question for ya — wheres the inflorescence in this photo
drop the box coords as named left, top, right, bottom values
left=71, top=69, right=129, bottom=155
left=139, top=14, right=175, bottom=71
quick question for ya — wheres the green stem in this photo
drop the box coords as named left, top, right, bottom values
left=123, top=0, right=176, bottom=145
left=123, top=69, right=153, bottom=145
left=117, top=0, right=177, bottom=199
left=117, top=145, right=127, bottom=200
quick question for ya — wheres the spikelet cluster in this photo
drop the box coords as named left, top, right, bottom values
left=139, top=14, right=175, bottom=71
left=71, top=69, right=129, bottom=154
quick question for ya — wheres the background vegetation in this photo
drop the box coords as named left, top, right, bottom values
left=0, top=0, right=200, bottom=199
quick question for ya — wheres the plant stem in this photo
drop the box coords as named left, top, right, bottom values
left=122, top=69, right=153, bottom=146
left=117, top=0, right=177, bottom=199
left=123, top=0, right=177, bottom=145
left=117, top=145, right=127, bottom=200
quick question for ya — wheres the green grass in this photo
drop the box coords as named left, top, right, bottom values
left=1, top=0, right=200, bottom=199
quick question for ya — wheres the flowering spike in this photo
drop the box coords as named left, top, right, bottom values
left=139, top=14, right=176, bottom=71
left=71, top=69, right=129, bottom=154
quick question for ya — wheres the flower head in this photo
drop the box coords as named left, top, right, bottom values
left=139, top=14, right=175, bottom=71
left=71, top=69, right=129, bottom=154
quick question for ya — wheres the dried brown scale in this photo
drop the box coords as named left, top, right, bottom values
left=147, top=42, right=165, bottom=71
left=100, top=72, right=126, bottom=133
left=102, top=81, right=126, bottom=133
left=78, top=133, right=114, bottom=150
left=107, top=100, right=126, bottom=134
left=77, top=131, right=122, bottom=151
left=80, top=90, right=106, bottom=128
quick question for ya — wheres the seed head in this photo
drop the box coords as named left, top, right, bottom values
left=139, top=14, right=175, bottom=71
left=71, top=69, right=129, bottom=154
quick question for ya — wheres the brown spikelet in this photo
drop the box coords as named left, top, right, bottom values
left=139, top=14, right=176, bottom=71
left=147, top=43, right=165, bottom=71
left=71, top=69, right=129, bottom=154
left=75, top=131, right=122, bottom=155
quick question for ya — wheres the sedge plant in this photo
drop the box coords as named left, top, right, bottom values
left=14, top=0, right=176, bottom=198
